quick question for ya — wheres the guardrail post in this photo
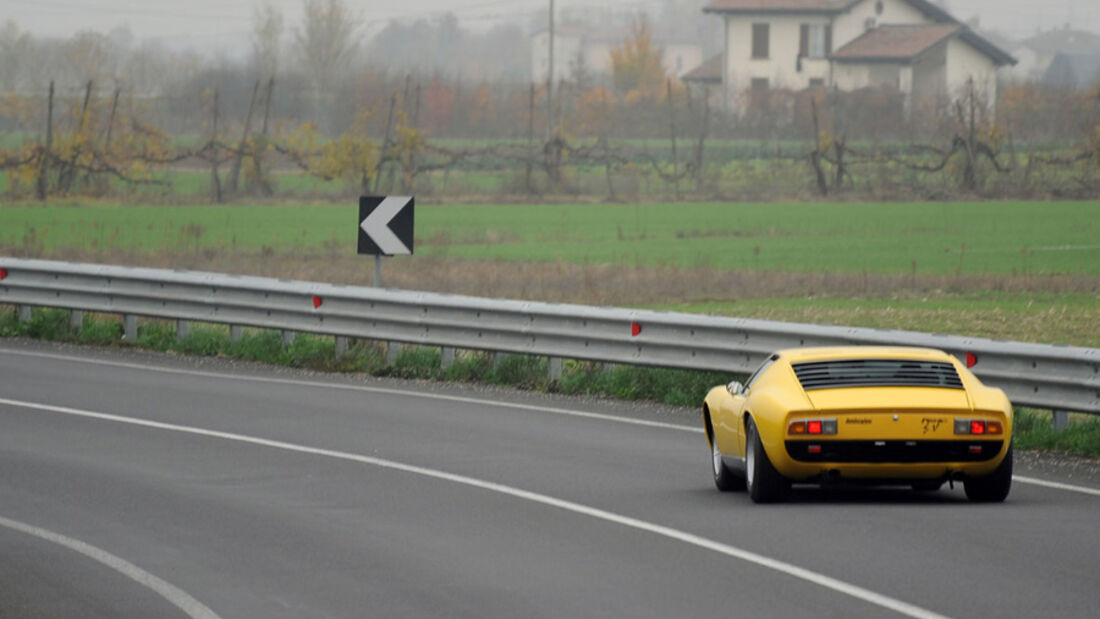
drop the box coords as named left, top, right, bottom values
left=282, top=330, right=296, bottom=347
left=493, top=352, right=504, bottom=369
left=335, top=336, right=348, bottom=357
left=69, top=310, right=83, bottom=332
left=123, top=315, right=137, bottom=341
left=229, top=325, right=243, bottom=342
left=1052, top=410, right=1070, bottom=431
left=176, top=320, right=190, bottom=342
left=441, top=347, right=455, bottom=370
left=548, top=356, right=563, bottom=381
left=18, top=305, right=32, bottom=323
left=386, top=342, right=401, bottom=365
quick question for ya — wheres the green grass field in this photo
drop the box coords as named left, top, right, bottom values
left=2, top=199, right=1097, bottom=346
left=653, top=294, right=1100, bottom=347
left=2, top=201, right=1098, bottom=276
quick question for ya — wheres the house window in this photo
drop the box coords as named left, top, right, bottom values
left=752, top=23, right=769, bottom=59
left=800, top=24, right=832, bottom=58
left=751, top=77, right=769, bottom=91
left=809, top=78, right=825, bottom=89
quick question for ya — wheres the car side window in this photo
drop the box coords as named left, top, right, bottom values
left=744, top=354, right=779, bottom=392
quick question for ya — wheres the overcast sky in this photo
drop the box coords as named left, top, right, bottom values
left=5, top=0, right=1100, bottom=48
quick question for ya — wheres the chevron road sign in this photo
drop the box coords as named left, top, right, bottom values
left=358, top=196, right=414, bottom=256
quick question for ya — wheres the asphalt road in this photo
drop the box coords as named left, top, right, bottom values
left=1, top=341, right=1098, bottom=618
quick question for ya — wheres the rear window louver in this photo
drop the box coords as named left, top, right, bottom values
left=792, top=359, right=964, bottom=391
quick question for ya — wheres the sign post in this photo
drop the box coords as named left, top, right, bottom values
left=358, top=195, right=415, bottom=364
left=358, top=195, right=414, bottom=287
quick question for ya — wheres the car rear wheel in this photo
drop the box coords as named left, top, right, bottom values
left=711, top=436, right=744, bottom=491
left=964, top=446, right=1013, bottom=503
left=745, top=417, right=789, bottom=503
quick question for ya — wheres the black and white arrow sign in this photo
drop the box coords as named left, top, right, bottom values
left=358, top=195, right=414, bottom=256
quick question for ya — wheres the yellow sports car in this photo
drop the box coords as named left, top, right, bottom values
left=703, top=346, right=1013, bottom=503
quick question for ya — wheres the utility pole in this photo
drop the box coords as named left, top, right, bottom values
left=547, top=0, right=555, bottom=140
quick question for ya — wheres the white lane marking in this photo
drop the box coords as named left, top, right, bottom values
left=6, top=348, right=1100, bottom=498
left=0, top=396, right=948, bottom=619
left=0, top=348, right=701, bottom=434
left=1013, top=476, right=1100, bottom=497
left=0, top=513, right=220, bottom=619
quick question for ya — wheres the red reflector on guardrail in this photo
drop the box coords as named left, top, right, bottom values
left=0, top=268, right=7, bottom=280
left=631, top=322, right=641, bottom=337
left=312, top=295, right=323, bottom=309
left=965, top=352, right=977, bottom=368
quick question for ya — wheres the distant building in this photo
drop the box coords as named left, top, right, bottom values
left=695, top=0, right=1015, bottom=115
left=531, top=26, right=704, bottom=84
left=1002, top=27, right=1100, bottom=87
left=1042, top=53, right=1100, bottom=89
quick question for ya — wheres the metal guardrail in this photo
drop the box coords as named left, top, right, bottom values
left=1, top=257, right=1097, bottom=415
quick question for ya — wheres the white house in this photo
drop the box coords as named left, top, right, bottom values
left=531, top=26, right=704, bottom=85
left=698, top=0, right=1015, bottom=115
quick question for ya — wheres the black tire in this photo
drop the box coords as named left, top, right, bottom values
left=745, top=417, right=789, bottom=503
left=964, top=446, right=1013, bottom=503
left=711, top=433, right=745, bottom=492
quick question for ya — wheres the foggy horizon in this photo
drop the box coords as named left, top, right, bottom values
left=5, top=0, right=1100, bottom=58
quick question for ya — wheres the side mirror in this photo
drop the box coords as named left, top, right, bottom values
left=727, top=381, right=745, bottom=396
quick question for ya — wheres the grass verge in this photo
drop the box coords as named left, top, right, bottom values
left=3, top=306, right=1096, bottom=458
left=0, top=307, right=727, bottom=408
left=1013, top=410, right=1100, bottom=455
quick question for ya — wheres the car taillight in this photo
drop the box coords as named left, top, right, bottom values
left=955, top=418, right=1003, bottom=435
left=789, top=418, right=837, bottom=435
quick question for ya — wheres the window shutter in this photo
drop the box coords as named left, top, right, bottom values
left=825, top=25, right=833, bottom=56
left=800, top=24, right=809, bottom=57
left=753, top=23, right=769, bottom=59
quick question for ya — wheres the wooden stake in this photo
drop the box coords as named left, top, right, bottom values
left=211, top=89, right=223, bottom=203
left=36, top=80, right=54, bottom=201
left=667, top=78, right=679, bottom=199
left=227, top=80, right=259, bottom=194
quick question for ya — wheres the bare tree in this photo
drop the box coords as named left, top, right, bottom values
left=64, top=31, right=117, bottom=85
left=0, top=20, right=31, bottom=92
left=294, top=0, right=360, bottom=129
left=252, top=3, right=283, bottom=79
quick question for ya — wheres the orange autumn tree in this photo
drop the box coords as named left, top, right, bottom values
left=609, top=17, right=665, bottom=102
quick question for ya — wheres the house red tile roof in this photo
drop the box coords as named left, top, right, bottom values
left=701, top=1, right=1014, bottom=66
left=704, top=0, right=857, bottom=13
left=831, top=24, right=962, bottom=61
left=702, top=0, right=963, bottom=23
left=682, top=54, right=723, bottom=83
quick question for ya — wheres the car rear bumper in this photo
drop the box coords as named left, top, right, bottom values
left=773, top=439, right=1009, bottom=480
left=785, top=439, right=1004, bottom=463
